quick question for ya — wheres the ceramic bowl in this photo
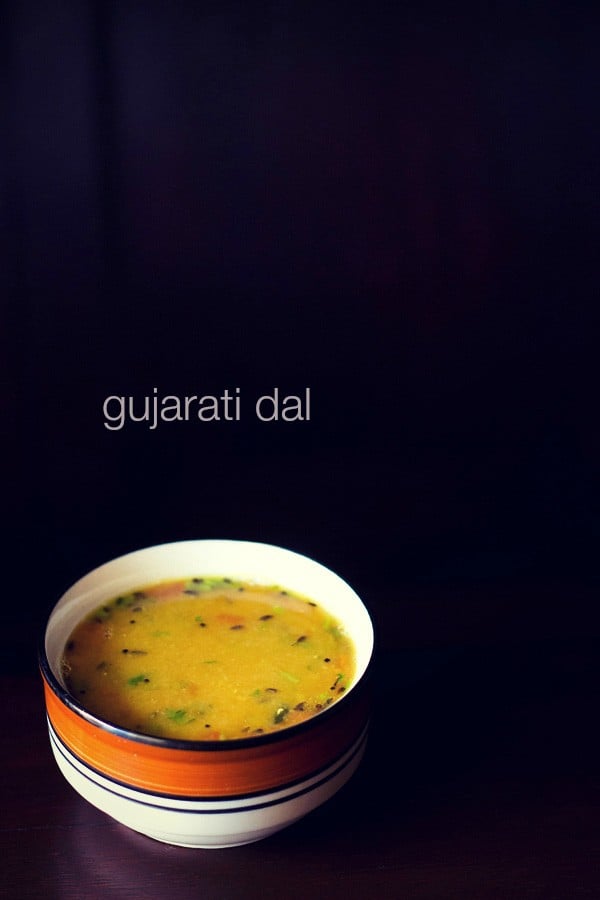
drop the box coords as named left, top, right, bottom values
left=40, top=539, right=374, bottom=848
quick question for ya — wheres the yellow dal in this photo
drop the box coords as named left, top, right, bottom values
left=61, top=577, right=355, bottom=740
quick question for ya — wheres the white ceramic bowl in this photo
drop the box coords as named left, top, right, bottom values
left=40, top=540, right=374, bottom=848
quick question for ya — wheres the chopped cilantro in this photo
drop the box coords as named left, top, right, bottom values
left=127, top=674, right=150, bottom=686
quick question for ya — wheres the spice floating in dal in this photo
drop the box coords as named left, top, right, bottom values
left=61, top=577, right=355, bottom=740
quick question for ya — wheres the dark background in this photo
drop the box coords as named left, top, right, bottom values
left=3, top=1, right=599, bottom=674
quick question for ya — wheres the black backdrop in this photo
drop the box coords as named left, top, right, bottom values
left=4, top=1, right=599, bottom=674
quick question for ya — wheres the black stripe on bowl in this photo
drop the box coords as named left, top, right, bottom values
left=48, top=720, right=369, bottom=815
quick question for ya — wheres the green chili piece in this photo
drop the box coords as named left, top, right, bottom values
left=274, top=706, right=289, bottom=724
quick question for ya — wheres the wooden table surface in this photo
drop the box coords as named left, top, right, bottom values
left=2, top=579, right=599, bottom=900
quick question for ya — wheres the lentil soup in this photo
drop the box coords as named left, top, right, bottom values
left=61, top=577, right=356, bottom=741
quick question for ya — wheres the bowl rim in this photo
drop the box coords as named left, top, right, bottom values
left=40, top=538, right=374, bottom=753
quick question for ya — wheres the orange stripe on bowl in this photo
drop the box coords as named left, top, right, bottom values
left=42, top=675, right=370, bottom=797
